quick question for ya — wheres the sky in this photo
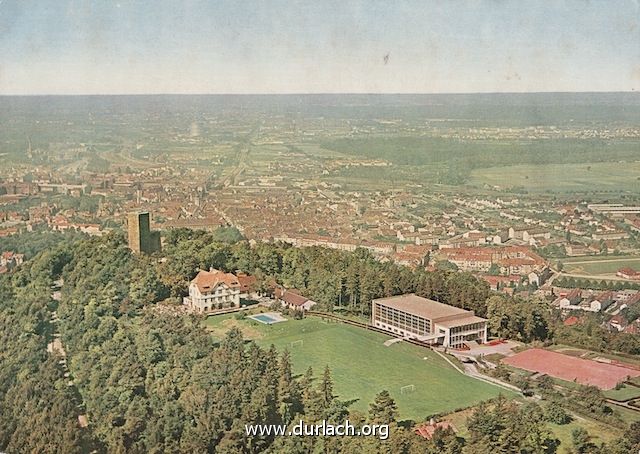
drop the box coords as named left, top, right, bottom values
left=0, top=0, right=639, bottom=95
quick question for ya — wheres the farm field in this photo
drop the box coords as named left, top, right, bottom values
left=468, top=161, right=640, bottom=193
left=204, top=313, right=513, bottom=420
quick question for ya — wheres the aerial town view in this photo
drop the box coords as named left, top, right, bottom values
left=1, top=1, right=640, bottom=453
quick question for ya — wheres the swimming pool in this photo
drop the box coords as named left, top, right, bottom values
left=249, top=312, right=286, bottom=325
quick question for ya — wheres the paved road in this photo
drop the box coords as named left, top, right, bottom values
left=564, top=258, right=640, bottom=265
left=559, top=271, right=634, bottom=282
left=47, top=282, right=89, bottom=427
left=432, top=348, right=522, bottom=394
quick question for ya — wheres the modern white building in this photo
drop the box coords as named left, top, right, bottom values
left=371, top=294, right=487, bottom=348
left=183, top=268, right=241, bottom=312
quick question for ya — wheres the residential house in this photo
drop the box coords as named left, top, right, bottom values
left=608, top=315, right=628, bottom=332
left=617, top=268, right=640, bottom=280
left=0, top=251, right=24, bottom=272
left=589, top=291, right=616, bottom=312
left=557, top=289, right=582, bottom=309
left=275, top=287, right=318, bottom=311
left=509, top=226, right=551, bottom=246
left=237, top=272, right=257, bottom=298
left=183, top=268, right=241, bottom=312
left=414, top=419, right=456, bottom=440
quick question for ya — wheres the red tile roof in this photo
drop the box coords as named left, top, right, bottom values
left=191, top=269, right=240, bottom=294
left=414, top=421, right=456, bottom=440
left=236, top=273, right=257, bottom=293
left=563, top=316, right=580, bottom=326
left=618, top=267, right=640, bottom=277
left=275, top=287, right=311, bottom=306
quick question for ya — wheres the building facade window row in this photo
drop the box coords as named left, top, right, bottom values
left=450, top=322, right=485, bottom=335
left=373, top=303, right=431, bottom=336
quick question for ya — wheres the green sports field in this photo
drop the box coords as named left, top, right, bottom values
left=562, top=256, right=640, bottom=276
left=204, top=314, right=513, bottom=420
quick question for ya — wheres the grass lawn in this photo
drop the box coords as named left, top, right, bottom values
left=204, top=314, right=514, bottom=421
left=604, top=384, right=640, bottom=401
left=548, top=417, right=621, bottom=449
left=613, top=405, right=640, bottom=424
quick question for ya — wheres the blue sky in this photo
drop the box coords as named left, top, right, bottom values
left=0, top=0, right=638, bottom=94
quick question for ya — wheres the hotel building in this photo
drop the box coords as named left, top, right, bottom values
left=183, top=268, right=241, bottom=312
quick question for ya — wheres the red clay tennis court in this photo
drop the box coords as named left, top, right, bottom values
left=502, top=348, right=640, bottom=390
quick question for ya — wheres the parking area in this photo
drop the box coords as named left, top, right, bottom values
left=460, top=340, right=522, bottom=358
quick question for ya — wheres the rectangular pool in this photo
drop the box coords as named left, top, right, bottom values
left=249, top=312, right=286, bottom=325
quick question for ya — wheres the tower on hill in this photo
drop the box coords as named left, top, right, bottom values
left=127, top=211, right=161, bottom=254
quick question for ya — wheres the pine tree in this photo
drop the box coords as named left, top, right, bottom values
left=368, top=390, right=398, bottom=424
left=300, top=366, right=321, bottom=421
left=277, top=350, right=301, bottom=424
left=320, top=365, right=334, bottom=407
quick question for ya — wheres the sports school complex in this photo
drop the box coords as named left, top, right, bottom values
left=204, top=308, right=509, bottom=419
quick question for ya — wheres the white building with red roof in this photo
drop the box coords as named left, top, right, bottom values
left=616, top=268, right=640, bottom=280
left=275, top=287, right=317, bottom=311
left=0, top=251, right=24, bottom=272
left=184, top=268, right=241, bottom=312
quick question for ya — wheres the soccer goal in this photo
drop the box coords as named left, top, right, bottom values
left=290, top=340, right=304, bottom=348
left=400, top=384, right=415, bottom=394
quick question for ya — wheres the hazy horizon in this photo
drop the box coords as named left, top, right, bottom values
left=0, top=90, right=638, bottom=97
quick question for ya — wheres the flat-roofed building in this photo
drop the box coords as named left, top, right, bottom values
left=371, top=294, right=487, bottom=348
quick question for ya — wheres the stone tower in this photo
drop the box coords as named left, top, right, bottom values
left=127, top=212, right=161, bottom=254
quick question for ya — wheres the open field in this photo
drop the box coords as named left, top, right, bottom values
left=204, top=314, right=513, bottom=420
left=604, top=384, right=640, bottom=401
left=615, top=405, right=640, bottom=423
left=548, top=418, right=621, bottom=448
left=468, top=161, right=640, bottom=193
left=562, top=256, right=640, bottom=276
left=502, top=348, right=640, bottom=390
left=446, top=406, right=622, bottom=449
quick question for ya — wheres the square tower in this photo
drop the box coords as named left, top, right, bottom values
left=127, top=212, right=159, bottom=254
